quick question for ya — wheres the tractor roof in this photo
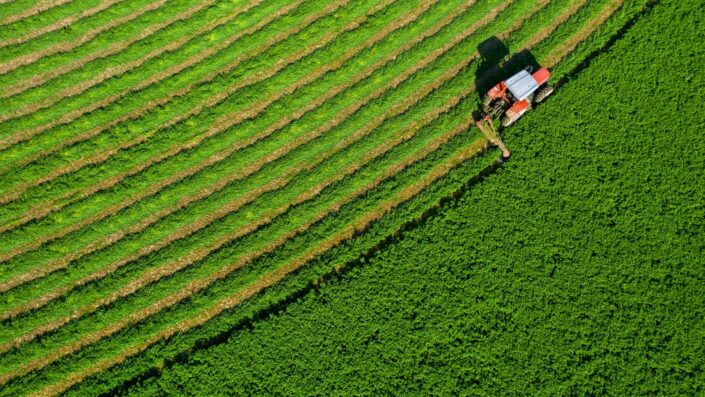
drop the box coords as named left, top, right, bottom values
left=505, top=70, right=539, bottom=100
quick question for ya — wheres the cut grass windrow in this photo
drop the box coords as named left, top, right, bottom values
left=0, top=0, right=264, bottom=124
left=543, top=0, right=624, bottom=67
left=0, top=0, right=347, bottom=210
left=30, top=130, right=490, bottom=397
left=0, top=0, right=553, bottom=379
left=0, top=0, right=72, bottom=26
left=0, top=0, right=213, bottom=96
left=0, top=0, right=168, bottom=77
left=0, top=0, right=123, bottom=49
left=0, top=0, right=438, bottom=293
left=0, top=0, right=303, bottom=158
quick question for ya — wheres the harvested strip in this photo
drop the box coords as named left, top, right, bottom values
left=0, top=0, right=214, bottom=95
left=0, top=0, right=124, bottom=48
left=1, top=66, right=471, bottom=353
left=0, top=0, right=264, bottom=124
left=0, top=0, right=72, bottom=26
left=1, top=95, right=483, bottom=388
left=0, top=0, right=167, bottom=77
left=0, top=0, right=437, bottom=294
left=29, top=127, right=490, bottom=397
left=0, top=0, right=347, bottom=209
left=0, top=6, right=482, bottom=347
left=0, top=0, right=551, bottom=377
left=543, top=0, right=624, bottom=67
left=0, top=0, right=304, bottom=159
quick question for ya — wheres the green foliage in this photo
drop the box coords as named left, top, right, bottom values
left=116, top=1, right=705, bottom=395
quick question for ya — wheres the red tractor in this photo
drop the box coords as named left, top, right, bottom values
left=482, top=66, right=554, bottom=127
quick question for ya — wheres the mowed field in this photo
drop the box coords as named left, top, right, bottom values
left=0, top=0, right=661, bottom=395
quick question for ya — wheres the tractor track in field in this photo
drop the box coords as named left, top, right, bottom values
left=0, top=0, right=169, bottom=77
left=0, top=0, right=264, bottom=124
left=0, top=0, right=347, bottom=210
left=0, top=0, right=441, bottom=296
left=0, top=0, right=215, bottom=96
left=0, top=0, right=73, bottom=26
left=0, top=0, right=553, bottom=381
left=0, top=0, right=124, bottom=49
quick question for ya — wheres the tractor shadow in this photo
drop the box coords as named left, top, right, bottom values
left=473, top=36, right=541, bottom=118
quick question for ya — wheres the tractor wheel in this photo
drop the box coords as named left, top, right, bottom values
left=501, top=114, right=517, bottom=127
left=534, top=86, right=554, bottom=103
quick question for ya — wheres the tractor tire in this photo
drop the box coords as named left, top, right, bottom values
left=501, top=115, right=517, bottom=127
left=534, top=86, right=554, bottom=103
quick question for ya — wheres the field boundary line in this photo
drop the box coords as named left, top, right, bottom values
left=0, top=0, right=72, bottom=26
left=0, top=0, right=303, bottom=158
left=0, top=0, right=441, bottom=295
left=0, top=0, right=168, bottom=77
left=0, top=0, right=265, bottom=125
left=0, top=0, right=552, bottom=380
left=0, top=0, right=348, bottom=208
left=0, top=0, right=124, bottom=49
left=0, top=0, right=215, bottom=96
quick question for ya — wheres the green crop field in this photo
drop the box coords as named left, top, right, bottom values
left=0, top=0, right=702, bottom=395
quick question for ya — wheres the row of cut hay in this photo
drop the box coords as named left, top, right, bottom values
left=0, top=0, right=295, bottom=158
left=0, top=0, right=265, bottom=123
left=0, top=0, right=123, bottom=49
left=0, top=0, right=169, bottom=77
left=0, top=0, right=214, bottom=94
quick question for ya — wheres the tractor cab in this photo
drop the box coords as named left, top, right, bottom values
left=483, top=66, right=553, bottom=127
